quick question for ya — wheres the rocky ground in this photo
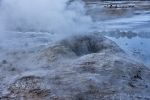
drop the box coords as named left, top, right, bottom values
left=0, top=34, right=150, bottom=100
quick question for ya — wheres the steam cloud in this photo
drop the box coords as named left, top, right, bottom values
left=0, top=0, right=93, bottom=36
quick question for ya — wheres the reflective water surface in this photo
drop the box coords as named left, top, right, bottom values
left=86, top=1, right=150, bottom=66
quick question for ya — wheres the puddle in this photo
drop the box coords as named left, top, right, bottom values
left=86, top=1, right=150, bottom=66
left=107, top=36, right=150, bottom=67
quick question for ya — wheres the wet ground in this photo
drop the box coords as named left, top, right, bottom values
left=0, top=1, right=150, bottom=99
left=0, top=1, right=150, bottom=67
left=86, top=1, right=150, bottom=66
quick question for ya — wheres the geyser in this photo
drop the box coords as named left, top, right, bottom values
left=60, top=34, right=123, bottom=56
left=0, top=0, right=92, bottom=36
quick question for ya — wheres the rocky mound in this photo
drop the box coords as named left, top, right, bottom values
left=0, top=34, right=150, bottom=100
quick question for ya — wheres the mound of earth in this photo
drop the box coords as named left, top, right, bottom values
left=0, top=34, right=150, bottom=100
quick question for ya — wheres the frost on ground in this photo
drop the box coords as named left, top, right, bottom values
left=0, top=34, right=150, bottom=100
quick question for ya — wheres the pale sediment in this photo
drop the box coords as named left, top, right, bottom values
left=0, top=34, right=150, bottom=100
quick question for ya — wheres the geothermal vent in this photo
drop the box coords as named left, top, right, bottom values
left=60, top=34, right=123, bottom=56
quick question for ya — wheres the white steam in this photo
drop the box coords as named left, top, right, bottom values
left=0, top=0, right=92, bottom=35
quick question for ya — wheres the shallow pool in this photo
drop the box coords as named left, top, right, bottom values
left=87, top=1, right=150, bottom=67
